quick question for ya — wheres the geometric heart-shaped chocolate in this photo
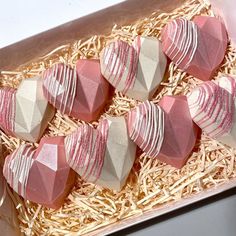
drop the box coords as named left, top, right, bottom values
left=42, top=60, right=111, bottom=122
left=188, top=77, right=236, bottom=147
left=65, top=116, right=137, bottom=190
left=100, top=40, right=138, bottom=97
left=158, top=96, right=199, bottom=168
left=187, top=80, right=234, bottom=138
left=100, top=36, right=167, bottom=101
left=126, top=101, right=165, bottom=157
left=0, top=77, right=55, bottom=142
left=210, top=0, right=236, bottom=48
left=161, top=16, right=228, bottom=81
left=15, top=77, right=55, bottom=142
left=3, top=136, right=75, bottom=209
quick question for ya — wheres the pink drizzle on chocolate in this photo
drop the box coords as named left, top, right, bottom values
left=0, top=88, right=16, bottom=136
left=188, top=81, right=234, bottom=138
left=102, top=40, right=139, bottom=93
left=65, top=119, right=109, bottom=181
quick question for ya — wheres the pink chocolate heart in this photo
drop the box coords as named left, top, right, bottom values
left=161, top=16, right=228, bottom=81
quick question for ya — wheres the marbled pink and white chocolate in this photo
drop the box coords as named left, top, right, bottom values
left=100, top=40, right=138, bottom=94
left=158, top=96, right=199, bottom=168
left=209, top=0, right=236, bottom=48
left=127, top=101, right=164, bottom=157
left=161, top=16, right=228, bottom=81
left=65, top=120, right=109, bottom=182
left=42, top=63, right=77, bottom=116
left=100, top=36, right=167, bottom=101
left=187, top=81, right=234, bottom=139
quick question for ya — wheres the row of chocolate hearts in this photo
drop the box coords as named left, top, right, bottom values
left=0, top=16, right=228, bottom=144
left=0, top=60, right=112, bottom=143
left=3, top=73, right=236, bottom=209
left=43, top=16, right=228, bottom=120
left=2, top=116, right=136, bottom=209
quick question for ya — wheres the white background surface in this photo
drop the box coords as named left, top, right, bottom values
left=0, top=0, right=123, bottom=48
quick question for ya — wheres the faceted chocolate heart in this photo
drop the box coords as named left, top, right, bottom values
left=65, top=116, right=137, bottom=190
left=0, top=77, right=55, bottom=142
left=161, top=16, right=228, bottom=81
left=126, top=101, right=165, bottom=157
left=3, top=136, right=75, bottom=209
left=100, top=36, right=167, bottom=101
left=42, top=60, right=111, bottom=122
left=158, top=96, right=199, bottom=168
left=188, top=76, right=236, bottom=147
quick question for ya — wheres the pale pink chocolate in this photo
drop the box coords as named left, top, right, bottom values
left=161, top=16, right=228, bottom=81
left=42, top=60, right=111, bottom=122
left=75, top=59, right=111, bottom=121
left=3, top=136, right=75, bottom=209
left=100, top=36, right=167, bottom=101
left=158, top=96, right=199, bottom=168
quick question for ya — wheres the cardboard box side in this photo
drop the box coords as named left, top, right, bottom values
left=88, top=178, right=236, bottom=236
left=0, top=0, right=184, bottom=71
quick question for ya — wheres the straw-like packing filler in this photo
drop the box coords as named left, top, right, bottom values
left=0, top=0, right=236, bottom=235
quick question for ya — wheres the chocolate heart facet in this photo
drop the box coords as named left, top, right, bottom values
left=100, top=36, right=167, bottom=101
left=161, top=16, right=228, bottom=81
left=3, top=136, right=75, bottom=209
left=15, top=77, right=55, bottom=142
left=158, top=96, right=199, bottom=168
